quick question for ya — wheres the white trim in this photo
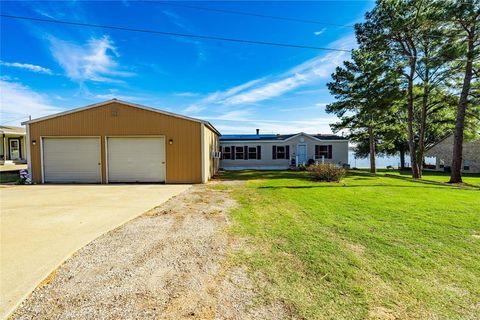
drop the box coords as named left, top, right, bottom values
left=220, top=139, right=348, bottom=143
left=26, top=124, right=32, bottom=177
left=219, top=132, right=347, bottom=143
left=8, top=138, right=21, bottom=160
left=41, top=136, right=102, bottom=184
left=105, top=135, right=166, bottom=183
left=40, top=137, right=44, bottom=183
left=201, top=124, right=206, bottom=183
left=21, top=99, right=220, bottom=136
left=0, top=130, right=26, bottom=135
left=104, top=136, right=108, bottom=184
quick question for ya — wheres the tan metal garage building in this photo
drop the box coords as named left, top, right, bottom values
left=22, top=99, right=220, bottom=184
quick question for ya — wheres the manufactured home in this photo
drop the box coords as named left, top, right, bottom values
left=219, top=131, right=349, bottom=170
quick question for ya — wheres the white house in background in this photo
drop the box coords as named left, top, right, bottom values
left=0, top=125, right=27, bottom=165
left=219, top=131, right=349, bottom=170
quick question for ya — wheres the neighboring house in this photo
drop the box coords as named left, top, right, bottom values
left=425, top=135, right=480, bottom=173
left=219, top=131, right=349, bottom=170
left=0, top=125, right=27, bottom=165
left=22, top=99, right=220, bottom=184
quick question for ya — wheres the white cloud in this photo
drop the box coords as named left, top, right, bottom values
left=174, top=92, right=201, bottom=97
left=0, top=61, right=53, bottom=74
left=184, top=78, right=263, bottom=113
left=220, top=72, right=309, bottom=105
left=203, top=109, right=253, bottom=121
left=212, top=117, right=337, bottom=135
left=314, top=28, right=327, bottom=36
left=49, top=35, right=134, bottom=83
left=187, top=35, right=355, bottom=109
left=0, top=80, right=62, bottom=125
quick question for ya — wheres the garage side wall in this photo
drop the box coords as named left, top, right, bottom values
left=28, top=102, right=203, bottom=183
left=202, top=125, right=220, bottom=182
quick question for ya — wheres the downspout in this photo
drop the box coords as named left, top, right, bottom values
left=26, top=124, right=32, bottom=178
left=201, top=123, right=206, bottom=183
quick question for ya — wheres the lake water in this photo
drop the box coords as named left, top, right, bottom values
left=347, top=150, right=435, bottom=169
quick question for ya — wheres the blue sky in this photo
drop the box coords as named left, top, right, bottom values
left=0, top=1, right=374, bottom=134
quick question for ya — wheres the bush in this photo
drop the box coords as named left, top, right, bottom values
left=307, top=163, right=346, bottom=182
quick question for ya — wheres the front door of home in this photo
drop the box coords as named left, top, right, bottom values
left=297, top=144, right=307, bottom=165
left=9, top=139, right=20, bottom=160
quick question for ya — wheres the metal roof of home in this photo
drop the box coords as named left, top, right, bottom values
left=220, top=133, right=347, bottom=141
left=0, top=125, right=26, bottom=135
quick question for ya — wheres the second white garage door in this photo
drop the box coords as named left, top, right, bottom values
left=107, top=137, right=166, bottom=183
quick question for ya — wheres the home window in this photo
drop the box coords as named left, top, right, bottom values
left=248, top=147, right=257, bottom=159
left=235, top=146, right=244, bottom=160
left=223, top=146, right=231, bottom=159
left=463, top=160, right=470, bottom=171
left=315, top=145, right=332, bottom=159
left=277, top=146, right=286, bottom=159
left=272, top=145, right=289, bottom=159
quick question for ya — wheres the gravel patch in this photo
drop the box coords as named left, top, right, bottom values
left=10, top=183, right=288, bottom=320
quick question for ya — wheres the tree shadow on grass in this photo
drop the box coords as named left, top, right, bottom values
left=217, top=169, right=479, bottom=191
left=257, top=184, right=475, bottom=190
left=217, top=170, right=308, bottom=181
left=384, top=174, right=480, bottom=190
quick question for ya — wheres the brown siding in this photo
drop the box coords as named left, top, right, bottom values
left=28, top=102, right=203, bottom=183
left=203, top=125, right=220, bottom=181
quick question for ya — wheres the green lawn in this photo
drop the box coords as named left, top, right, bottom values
left=0, top=171, right=20, bottom=183
left=377, top=169, right=480, bottom=187
left=221, top=170, right=480, bottom=319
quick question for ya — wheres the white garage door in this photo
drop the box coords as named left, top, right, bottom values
left=43, top=138, right=102, bottom=183
left=107, top=137, right=166, bottom=183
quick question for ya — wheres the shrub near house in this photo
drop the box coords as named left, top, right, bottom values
left=307, top=163, right=346, bottom=182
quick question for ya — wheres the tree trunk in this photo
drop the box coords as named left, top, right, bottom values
left=417, top=65, right=429, bottom=179
left=450, top=31, right=475, bottom=183
left=399, top=148, right=406, bottom=170
left=406, top=61, right=420, bottom=179
left=368, top=126, right=376, bottom=173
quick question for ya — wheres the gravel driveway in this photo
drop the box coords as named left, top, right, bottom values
left=10, top=183, right=287, bottom=320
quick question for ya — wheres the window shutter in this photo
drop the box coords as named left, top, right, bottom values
left=272, top=146, right=277, bottom=159
left=244, top=146, right=248, bottom=160
left=257, top=146, right=261, bottom=160
left=286, top=145, right=290, bottom=159
left=231, top=146, right=235, bottom=160
left=315, top=145, right=319, bottom=158
left=328, top=145, right=333, bottom=159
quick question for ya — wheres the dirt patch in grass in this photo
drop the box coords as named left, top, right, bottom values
left=10, top=183, right=288, bottom=320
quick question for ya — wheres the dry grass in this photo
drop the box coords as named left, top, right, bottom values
left=11, top=184, right=288, bottom=320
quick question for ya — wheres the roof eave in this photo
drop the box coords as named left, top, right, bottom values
left=21, top=99, right=221, bottom=135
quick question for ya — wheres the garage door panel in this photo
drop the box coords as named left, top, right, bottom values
left=43, top=138, right=101, bottom=183
left=107, top=137, right=165, bottom=182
